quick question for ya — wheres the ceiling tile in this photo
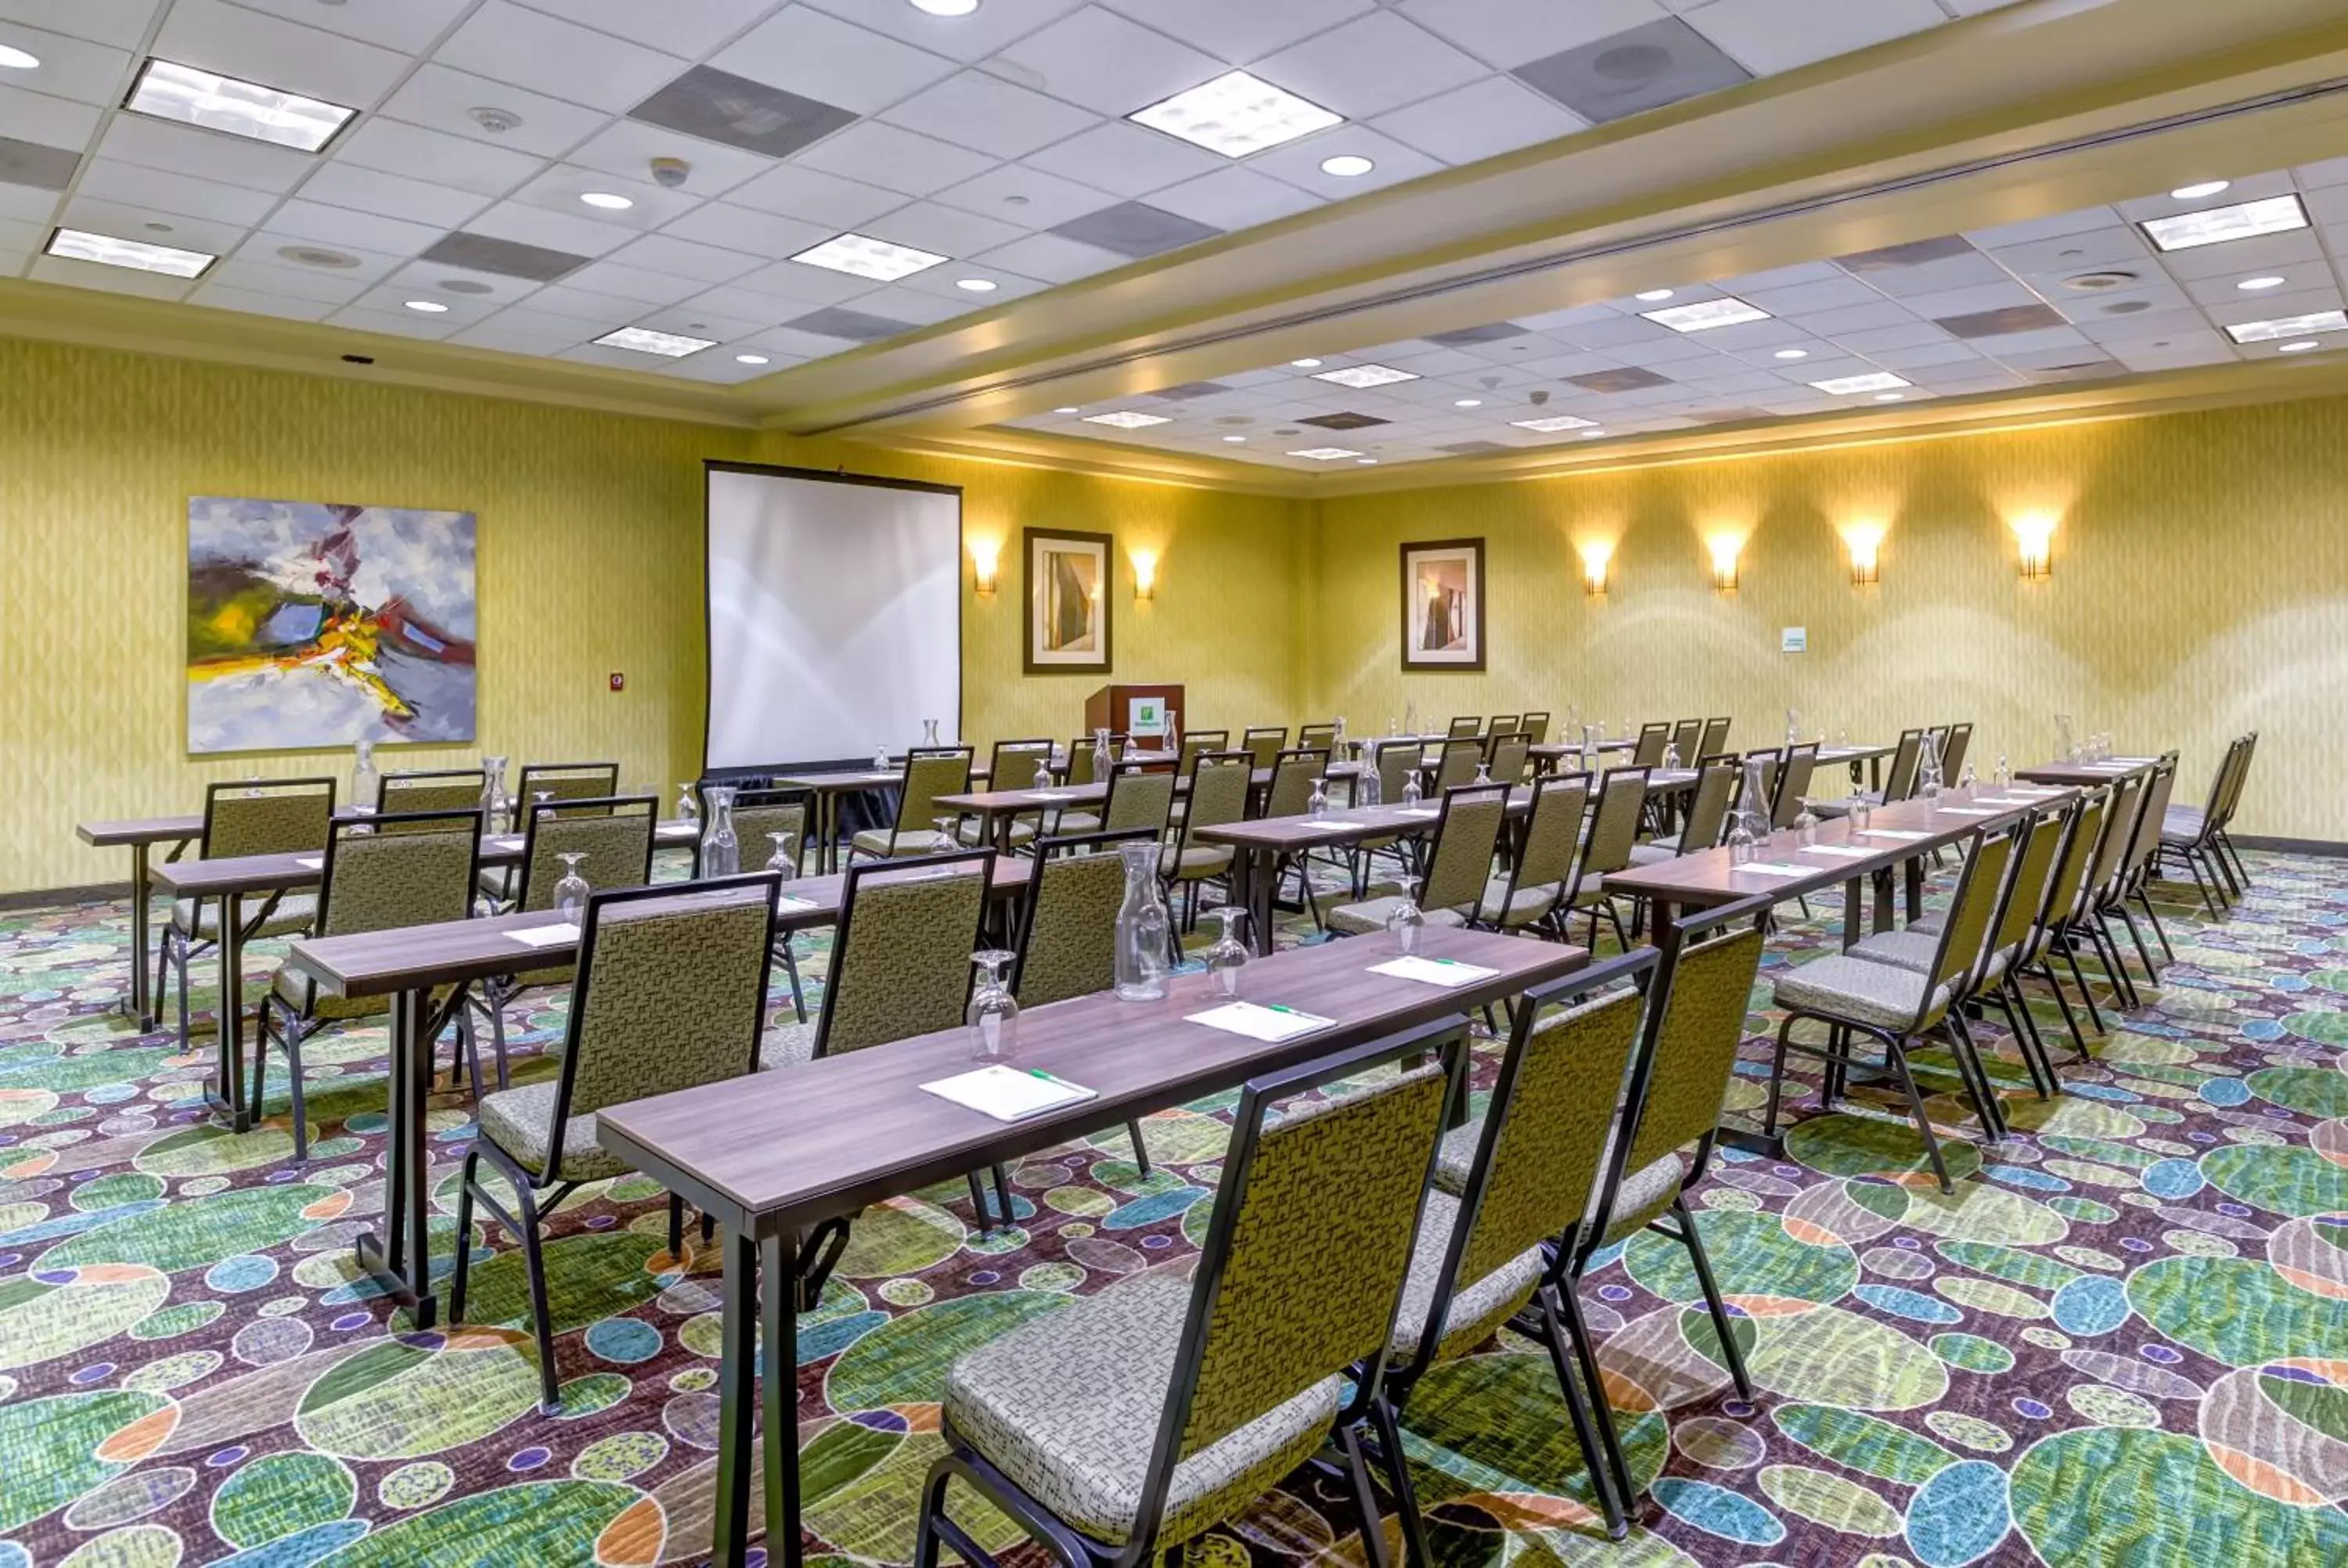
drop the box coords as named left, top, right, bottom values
left=98, top=113, right=319, bottom=192
left=931, top=161, right=1111, bottom=231
left=627, top=65, right=855, bottom=159
left=784, top=303, right=919, bottom=342
left=333, top=116, right=548, bottom=198
left=1979, top=225, right=2149, bottom=276
left=228, top=0, right=474, bottom=53
left=380, top=65, right=613, bottom=157
left=233, top=228, right=407, bottom=282
left=348, top=282, right=502, bottom=323
left=59, top=192, right=245, bottom=254
left=2155, top=228, right=2325, bottom=282
left=464, top=197, right=639, bottom=257
left=2177, top=267, right=2321, bottom=307
left=971, top=230, right=1122, bottom=284
left=1734, top=275, right=1881, bottom=315
left=801, top=0, right=1090, bottom=64
left=449, top=315, right=592, bottom=353
left=383, top=256, right=546, bottom=305
left=327, top=304, right=464, bottom=340
left=507, top=164, right=702, bottom=232
left=1254, top=11, right=1489, bottom=120
left=624, top=300, right=770, bottom=340
left=187, top=281, right=335, bottom=322
left=557, top=257, right=707, bottom=306
left=2111, top=170, right=2298, bottom=223
left=1934, top=302, right=2069, bottom=339
left=564, top=117, right=775, bottom=199
left=298, top=162, right=493, bottom=228
left=1827, top=321, right=1950, bottom=352
left=1099, top=0, right=1377, bottom=67
left=508, top=0, right=780, bottom=58
left=649, top=348, right=802, bottom=383
left=1682, top=0, right=1946, bottom=75
left=683, top=282, right=830, bottom=325
left=267, top=198, right=444, bottom=258
left=2296, top=155, right=2348, bottom=191
left=1891, top=279, right=2039, bottom=318
left=1398, top=0, right=1667, bottom=70
left=0, top=0, right=160, bottom=50
left=0, top=80, right=100, bottom=149
left=2101, top=330, right=2237, bottom=372
left=726, top=161, right=906, bottom=228
left=513, top=279, right=659, bottom=322
left=1248, top=125, right=1446, bottom=198
left=844, top=282, right=974, bottom=327
left=659, top=200, right=831, bottom=256
left=605, top=232, right=765, bottom=285
left=418, top=229, right=595, bottom=282
left=1370, top=74, right=1587, bottom=166
left=0, top=22, right=131, bottom=106
left=726, top=257, right=883, bottom=304
left=715, top=5, right=956, bottom=114
left=153, top=0, right=410, bottom=110
left=1961, top=206, right=2122, bottom=250
left=1513, top=17, right=1750, bottom=124
left=1050, top=198, right=1221, bottom=258
left=895, top=259, right=1049, bottom=303
left=1143, top=166, right=1317, bottom=231
left=2205, top=283, right=2345, bottom=330
left=0, top=130, right=82, bottom=191
left=997, top=10, right=1220, bottom=117
left=198, top=254, right=373, bottom=304
left=1843, top=250, right=2011, bottom=299
left=1861, top=340, right=1981, bottom=370
left=436, top=2, right=690, bottom=116
left=77, top=156, right=279, bottom=227
left=880, top=70, right=1096, bottom=161
left=1782, top=300, right=1916, bottom=335
left=794, top=120, right=996, bottom=198
left=863, top=199, right=1026, bottom=259
left=31, top=251, right=193, bottom=299
left=1024, top=120, right=1223, bottom=200
left=2074, top=306, right=2210, bottom=345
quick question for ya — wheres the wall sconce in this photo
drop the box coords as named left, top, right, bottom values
left=1844, top=527, right=1883, bottom=586
left=970, top=542, right=1000, bottom=597
left=2011, top=512, right=2056, bottom=580
left=1708, top=536, right=1741, bottom=592
left=1131, top=550, right=1158, bottom=602
left=1579, top=541, right=1612, bottom=595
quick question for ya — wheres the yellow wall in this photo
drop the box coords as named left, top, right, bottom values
left=1, top=339, right=1303, bottom=894
left=1306, top=399, right=2348, bottom=840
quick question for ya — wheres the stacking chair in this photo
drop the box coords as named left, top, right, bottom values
left=1937, top=723, right=1974, bottom=784
left=2110, top=755, right=2180, bottom=974
left=1770, top=743, right=1820, bottom=829
left=1486, top=731, right=1532, bottom=785
left=1065, top=735, right=1130, bottom=789
left=1767, top=825, right=2017, bottom=1192
left=2046, top=770, right=2152, bottom=1026
left=514, top=761, right=619, bottom=814
left=713, top=789, right=812, bottom=1020
left=1567, top=767, right=1650, bottom=949
left=1630, top=721, right=1672, bottom=768
left=1812, top=726, right=1922, bottom=818
left=1432, top=736, right=1486, bottom=793
left=1630, top=759, right=1738, bottom=867
left=959, top=739, right=1055, bottom=852
left=1697, top=715, right=1732, bottom=757
left=1668, top=717, right=1703, bottom=767
left=254, top=810, right=481, bottom=1158
left=1447, top=714, right=1484, bottom=739
left=918, top=1022, right=1461, bottom=1568
left=1162, top=753, right=1251, bottom=929
left=1262, top=747, right=1334, bottom=927
left=452, top=877, right=778, bottom=1411
left=2010, top=789, right=2112, bottom=1061
left=1474, top=773, right=1585, bottom=934
left=1298, top=721, right=1339, bottom=752
left=1013, top=831, right=1163, bottom=1178
left=162, top=777, right=337, bottom=1056
left=1239, top=726, right=1287, bottom=769
left=1175, top=730, right=1229, bottom=780
left=1371, top=739, right=1424, bottom=804
left=376, top=767, right=485, bottom=824
left=462, top=796, right=658, bottom=1085
left=1059, top=761, right=1177, bottom=843
left=1486, top=712, right=1521, bottom=738
left=2160, top=737, right=2249, bottom=914
left=1349, top=741, right=1430, bottom=893
left=1329, top=783, right=1507, bottom=934
left=849, top=747, right=973, bottom=861
left=2213, top=731, right=2260, bottom=887
left=1521, top=710, right=1552, bottom=745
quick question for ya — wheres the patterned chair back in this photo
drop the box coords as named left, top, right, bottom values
left=987, top=739, right=1055, bottom=791
left=1433, top=737, right=1486, bottom=793
left=817, top=851, right=994, bottom=1057
left=1179, top=755, right=1254, bottom=845
left=1746, top=749, right=1782, bottom=814
left=891, top=749, right=974, bottom=836
left=376, top=769, right=484, bottom=827
left=1064, top=735, right=1128, bottom=788
left=1103, top=765, right=1177, bottom=837
left=1771, top=743, right=1820, bottom=829
left=516, top=762, right=620, bottom=819
left=1510, top=774, right=1588, bottom=900
left=517, top=797, right=657, bottom=909
left=2029, top=791, right=2107, bottom=958
left=1487, top=732, right=1532, bottom=785
left=1162, top=1023, right=1459, bottom=1471
left=1176, top=732, right=1229, bottom=780
left=1632, top=722, right=1672, bottom=768
left=546, top=879, right=776, bottom=1169
left=1928, top=829, right=2015, bottom=1000
left=318, top=811, right=480, bottom=938
left=1263, top=749, right=1329, bottom=819
left=1013, top=832, right=1154, bottom=1007
left=1372, top=740, right=1422, bottom=803
left=202, top=778, right=336, bottom=860
left=1938, top=723, right=1974, bottom=782
left=1486, top=713, right=1521, bottom=737
left=2121, top=756, right=2177, bottom=880
left=1580, top=768, right=1650, bottom=878
left=1297, top=723, right=1338, bottom=752
left=1882, top=728, right=1925, bottom=800
left=1990, top=804, right=2070, bottom=961
left=2219, top=732, right=2257, bottom=825
left=1669, top=717, right=1703, bottom=764
left=1697, top=716, right=1732, bottom=757
left=1680, top=761, right=1740, bottom=851
left=2075, top=771, right=2144, bottom=917
left=1446, top=715, right=1483, bottom=739
left=1521, top=711, right=1551, bottom=746
left=1240, top=727, right=1287, bottom=770
left=1422, top=785, right=1508, bottom=916
left=729, top=791, right=807, bottom=876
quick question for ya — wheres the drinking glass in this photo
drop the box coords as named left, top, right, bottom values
left=1386, top=875, right=1426, bottom=955
left=676, top=782, right=700, bottom=826
left=922, top=718, right=942, bottom=748
left=874, top=743, right=891, bottom=771
left=2054, top=713, right=2077, bottom=763
left=1993, top=753, right=2012, bottom=789
left=1333, top=715, right=1348, bottom=749
left=1795, top=805, right=1820, bottom=847
left=1663, top=742, right=1680, bottom=771
left=1851, top=797, right=1873, bottom=833
left=1202, top=908, right=1250, bottom=998
left=1032, top=755, right=1054, bottom=790
left=554, top=852, right=589, bottom=922
left=967, top=951, right=1020, bottom=1062
left=532, top=789, right=553, bottom=823
left=935, top=815, right=960, bottom=852
left=1727, top=822, right=1756, bottom=865
left=1400, top=768, right=1424, bottom=807
left=1836, top=727, right=1849, bottom=748
left=1959, top=761, right=1977, bottom=795
left=767, top=832, right=797, bottom=880
left=1307, top=777, right=1331, bottom=819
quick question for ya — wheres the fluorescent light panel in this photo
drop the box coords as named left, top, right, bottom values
left=2140, top=195, right=2309, bottom=252
left=1287, top=447, right=1363, bottom=460
left=1085, top=411, right=1171, bottom=429
left=1129, top=70, right=1342, bottom=159
left=1511, top=414, right=1599, bottom=433
left=790, top=232, right=945, bottom=282
left=1312, top=364, right=1417, bottom=389
left=126, top=58, right=355, bottom=153
left=46, top=227, right=214, bottom=278
left=2225, top=309, right=2348, bottom=343
left=1640, top=296, right=1770, bottom=333
left=594, top=326, right=713, bottom=357
left=1811, top=371, right=1911, bottom=395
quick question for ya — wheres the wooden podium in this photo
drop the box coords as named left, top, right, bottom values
left=1084, top=682, right=1187, bottom=741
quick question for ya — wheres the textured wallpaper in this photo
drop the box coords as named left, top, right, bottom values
left=1305, top=401, right=2348, bottom=841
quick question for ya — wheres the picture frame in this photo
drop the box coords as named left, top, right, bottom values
left=1399, top=537, right=1486, bottom=671
left=1024, top=527, right=1114, bottom=674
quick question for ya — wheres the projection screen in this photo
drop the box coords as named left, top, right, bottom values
left=704, top=462, right=962, bottom=773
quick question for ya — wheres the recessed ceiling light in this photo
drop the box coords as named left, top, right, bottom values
left=2278, top=340, right=2321, bottom=354
left=1811, top=371, right=1912, bottom=395
left=2225, top=309, right=2348, bottom=343
left=46, top=227, right=214, bottom=278
left=2141, top=195, right=2309, bottom=252
left=1875, top=392, right=1906, bottom=402
left=1288, top=447, right=1363, bottom=460
left=1313, top=363, right=1417, bottom=389
left=1320, top=155, right=1374, bottom=178
left=579, top=192, right=633, bottom=210
left=0, top=44, right=39, bottom=70
left=1511, top=414, right=1600, bottom=433
left=1641, top=297, right=1771, bottom=333
left=1086, top=411, right=1172, bottom=429
left=1635, top=289, right=1675, bottom=302
left=1291, top=358, right=1323, bottom=368
left=402, top=299, right=449, bottom=313
left=125, top=58, right=355, bottom=153
left=790, top=232, right=945, bottom=282
left=1774, top=348, right=1810, bottom=360
left=736, top=354, right=769, bottom=365
left=2170, top=180, right=2231, bottom=200
left=2237, top=275, right=2287, bottom=291
left=1453, top=398, right=1482, bottom=408
left=594, top=325, right=714, bottom=358
left=1356, top=458, right=1378, bottom=465
left=1223, top=435, right=1247, bottom=443
left=1579, top=430, right=1605, bottom=439
left=955, top=277, right=997, bottom=292
left=1129, top=70, right=1343, bottom=160
left=909, top=0, right=979, bottom=13
left=1053, top=406, right=1079, bottom=414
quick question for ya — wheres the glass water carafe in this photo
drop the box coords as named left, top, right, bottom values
left=2054, top=714, right=2077, bottom=763
left=1113, top=840, right=1172, bottom=1001
left=1734, top=757, right=1771, bottom=851
left=1092, top=728, right=1114, bottom=783
left=481, top=755, right=508, bottom=833
left=1918, top=731, right=1943, bottom=800
left=700, top=785, right=739, bottom=876
left=352, top=739, right=378, bottom=812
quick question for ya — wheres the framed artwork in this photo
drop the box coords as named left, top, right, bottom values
left=1023, top=527, right=1112, bottom=674
left=1400, top=537, right=1486, bottom=671
left=186, top=496, right=478, bottom=754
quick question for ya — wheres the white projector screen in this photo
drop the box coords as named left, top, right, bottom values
left=704, top=463, right=962, bottom=772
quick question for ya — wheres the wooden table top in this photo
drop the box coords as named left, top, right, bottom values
left=84, top=811, right=697, bottom=851
left=935, top=783, right=1107, bottom=814
left=1529, top=739, right=1636, bottom=759
left=594, top=924, right=1586, bottom=1232
left=1196, top=769, right=1699, bottom=854
left=144, top=823, right=700, bottom=897
left=2013, top=757, right=2159, bottom=786
left=1603, top=784, right=2073, bottom=908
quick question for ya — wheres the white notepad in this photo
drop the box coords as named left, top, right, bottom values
left=1369, top=955, right=1498, bottom=988
left=776, top=895, right=817, bottom=915
left=2008, top=787, right=2062, bottom=796
left=1295, top=819, right=1356, bottom=833
left=1021, top=791, right=1073, bottom=801
left=1801, top=845, right=1873, bottom=859
left=1971, top=797, right=2029, bottom=805
left=1737, top=862, right=1811, bottom=877
left=1392, top=807, right=1441, bottom=819
left=1936, top=807, right=2000, bottom=817
left=506, top=922, right=578, bottom=949
left=492, top=836, right=525, bottom=851
left=1187, top=1002, right=1336, bottom=1042
left=921, top=1065, right=1097, bottom=1123
left=294, top=856, right=323, bottom=870
left=1860, top=829, right=1932, bottom=841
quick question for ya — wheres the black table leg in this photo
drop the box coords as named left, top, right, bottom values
left=713, top=1229, right=759, bottom=1568
left=762, top=1229, right=803, bottom=1568
left=1843, top=879, right=1863, bottom=950
left=124, top=843, right=155, bottom=1030
left=207, top=893, right=248, bottom=1130
left=1247, top=847, right=1277, bottom=955
left=1905, top=856, right=1925, bottom=922
left=1872, top=868, right=1895, bottom=932
left=354, top=987, right=438, bottom=1328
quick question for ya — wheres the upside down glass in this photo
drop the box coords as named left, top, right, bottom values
left=1387, top=874, right=1426, bottom=955
left=967, top=951, right=1020, bottom=1061
left=554, top=852, right=589, bottom=922
left=1202, top=907, right=1250, bottom=998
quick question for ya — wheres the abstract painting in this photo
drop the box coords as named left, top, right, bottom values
left=186, top=496, right=477, bottom=753
left=1023, top=527, right=1112, bottom=674
left=1401, top=537, right=1485, bottom=670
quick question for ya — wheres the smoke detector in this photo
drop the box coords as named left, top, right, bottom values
left=469, top=106, right=523, bottom=135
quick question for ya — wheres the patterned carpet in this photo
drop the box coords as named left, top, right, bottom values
left=2, top=851, right=2346, bottom=1568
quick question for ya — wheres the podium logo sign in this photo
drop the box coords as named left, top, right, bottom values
left=1024, top=527, right=1114, bottom=674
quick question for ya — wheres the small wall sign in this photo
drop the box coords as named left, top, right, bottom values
left=1781, top=627, right=1808, bottom=653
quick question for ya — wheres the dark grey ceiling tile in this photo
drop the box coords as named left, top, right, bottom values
left=0, top=135, right=81, bottom=192
left=1568, top=366, right=1673, bottom=393
left=1151, top=381, right=1233, bottom=401
left=418, top=232, right=590, bottom=282
left=1425, top=322, right=1531, bottom=347
left=1513, top=19, right=1752, bottom=125
left=1298, top=411, right=1391, bottom=430
left=1837, top=236, right=1979, bottom=272
left=630, top=66, right=856, bottom=160
left=1936, top=303, right=2069, bottom=339
left=1050, top=201, right=1221, bottom=260
left=786, top=306, right=917, bottom=342
left=1437, top=441, right=1511, bottom=455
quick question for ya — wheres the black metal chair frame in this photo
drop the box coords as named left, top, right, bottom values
left=699, top=783, right=816, bottom=1021
left=160, top=776, right=338, bottom=1059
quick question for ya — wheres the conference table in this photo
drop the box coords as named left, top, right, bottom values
left=2014, top=756, right=2163, bottom=787
left=279, top=857, right=1035, bottom=1329
left=775, top=753, right=1185, bottom=873
left=592, top=922, right=1589, bottom=1568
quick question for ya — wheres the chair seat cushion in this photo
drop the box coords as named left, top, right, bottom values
left=1326, top=898, right=1468, bottom=937
left=174, top=894, right=315, bottom=941
left=758, top=1021, right=818, bottom=1070
left=1161, top=845, right=1233, bottom=881
left=1053, top=813, right=1103, bottom=835
left=1907, top=910, right=1946, bottom=935
left=2164, top=805, right=2206, bottom=833
left=1597, top=1153, right=1687, bottom=1247
left=477, top=867, right=513, bottom=900
left=852, top=829, right=956, bottom=858
left=477, top=1080, right=629, bottom=1183
left=942, top=1269, right=1339, bottom=1549
left=1772, top=953, right=1943, bottom=1032
left=1845, top=927, right=1944, bottom=974
left=1392, top=1189, right=1544, bottom=1363
left=960, top=819, right=1038, bottom=847
left=272, top=966, right=390, bottom=1022
left=1478, top=878, right=1561, bottom=926
left=1626, top=842, right=1678, bottom=868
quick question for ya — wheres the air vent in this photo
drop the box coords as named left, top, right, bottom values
left=279, top=245, right=361, bottom=269
left=439, top=279, right=494, bottom=296
left=2062, top=270, right=2140, bottom=292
